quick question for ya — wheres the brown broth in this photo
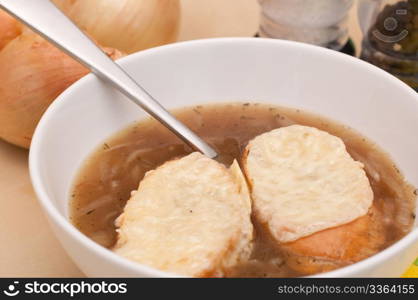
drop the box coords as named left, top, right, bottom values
left=70, top=102, right=416, bottom=277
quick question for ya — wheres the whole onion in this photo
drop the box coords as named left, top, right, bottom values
left=0, top=0, right=178, bottom=148
left=0, top=31, right=123, bottom=148
left=53, top=0, right=181, bottom=54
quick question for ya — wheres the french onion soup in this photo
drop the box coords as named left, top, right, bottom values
left=70, top=103, right=416, bottom=277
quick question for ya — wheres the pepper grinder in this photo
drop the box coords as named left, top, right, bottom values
left=359, top=0, right=418, bottom=91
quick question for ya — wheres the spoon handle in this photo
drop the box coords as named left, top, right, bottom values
left=0, top=0, right=218, bottom=158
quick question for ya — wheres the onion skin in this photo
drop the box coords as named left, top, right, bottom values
left=53, top=0, right=180, bottom=54
left=0, top=9, right=22, bottom=50
left=0, top=32, right=124, bottom=148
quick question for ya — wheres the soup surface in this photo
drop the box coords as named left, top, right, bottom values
left=70, top=103, right=416, bottom=277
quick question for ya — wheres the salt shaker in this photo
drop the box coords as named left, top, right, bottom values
left=257, top=0, right=354, bottom=52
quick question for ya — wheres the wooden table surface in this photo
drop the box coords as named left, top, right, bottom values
left=0, top=0, right=363, bottom=277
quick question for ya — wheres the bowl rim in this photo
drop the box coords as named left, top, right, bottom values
left=29, top=37, right=418, bottom=277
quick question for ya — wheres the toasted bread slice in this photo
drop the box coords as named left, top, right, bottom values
left=280, top=203, right=386, bottom=274
left=243, top=125, right=373, bottom=243
left=113, top=153, right=253, bottom=277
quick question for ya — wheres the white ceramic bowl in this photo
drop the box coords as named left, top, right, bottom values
left=29, top=38, right=418, bottom=277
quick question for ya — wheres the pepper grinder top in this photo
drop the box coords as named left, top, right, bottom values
left=359, top=0, right=418, bottom=91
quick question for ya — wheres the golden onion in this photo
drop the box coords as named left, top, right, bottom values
left=53, top=0, right=181, bottom=54
left=0, top=0, right=178, bottom=148
left=0, top=31, right=124, bottom=148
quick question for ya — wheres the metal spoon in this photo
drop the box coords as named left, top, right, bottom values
left=0, top=0, right=218, bottom=159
